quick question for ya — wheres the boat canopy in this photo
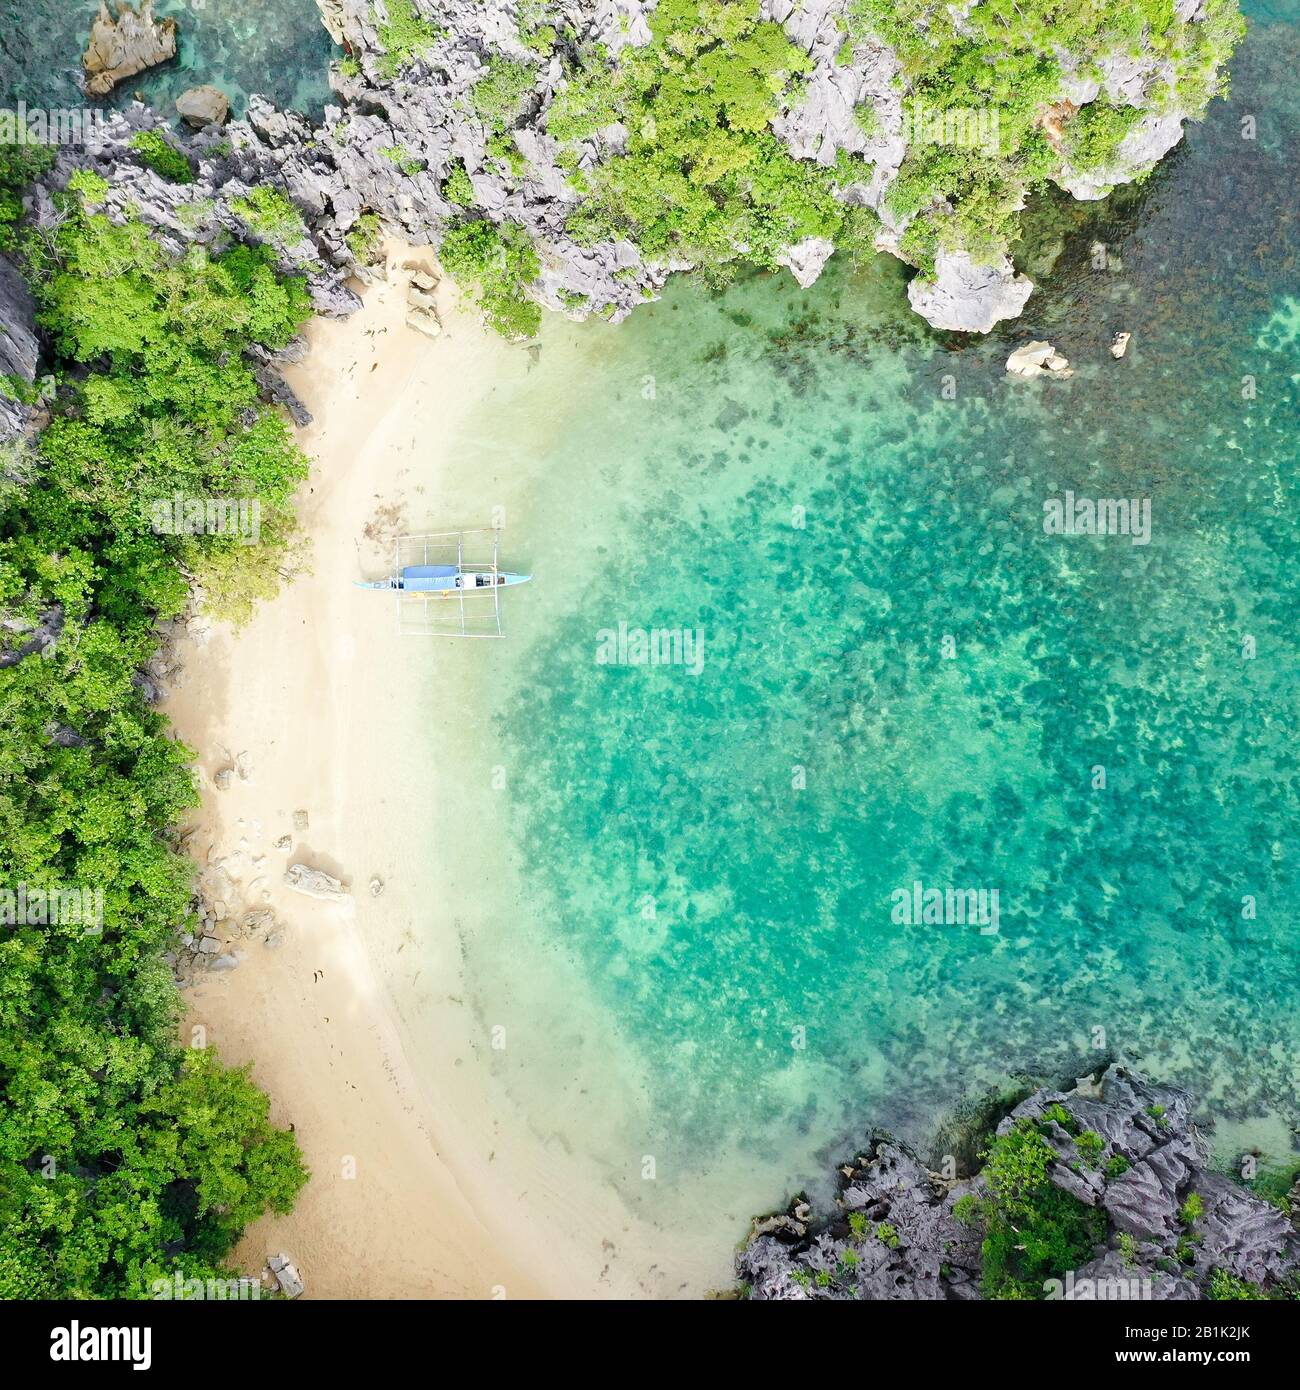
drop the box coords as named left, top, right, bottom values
left=403, top=565, right=458, bottom=579
left=400, top=564, right=459, bottom=592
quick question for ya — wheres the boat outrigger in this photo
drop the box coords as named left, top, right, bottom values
left=355, top=529, right=531, bottom=638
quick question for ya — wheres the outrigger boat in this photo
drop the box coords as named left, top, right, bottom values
left=355, top=528, right=531, bottom=638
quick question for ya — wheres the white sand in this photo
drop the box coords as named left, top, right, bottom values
left=164, top=247, right=677, bottom=1299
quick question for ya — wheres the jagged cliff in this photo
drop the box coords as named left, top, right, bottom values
left=278, top=0, right=1242, bottom=332
left=0, top=0, right=1245, bottom=415
left=737, top=1065, right=1299, bottom=1300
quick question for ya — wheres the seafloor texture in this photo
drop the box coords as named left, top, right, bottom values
left=3, top=0, right=333, bottom=118
left=9, top=0, right=1294, bottom=1260
left=432, top=7, right=1299, bottom=1219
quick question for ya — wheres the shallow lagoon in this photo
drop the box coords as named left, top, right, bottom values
left=14, top=0, right=1296, bottom=1267
left=421, top=12, right=1299, bottom=1240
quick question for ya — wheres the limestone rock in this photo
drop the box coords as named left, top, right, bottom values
left=31, top=0, right=1233, bottom=354
left=285, top=863, right=350, bottom=902
left=775, top=237, right=837, bottom=289
left=738, top=1064, right=1300, bottom=1300
left=83, top=1, right=178, bottom=99
left=0, top=256, right=41, bottom=444
left=315, top=0, right=348, bottom=45
left=908, top=251, right=1034, bottom=333
left=268, top=1253, right=304, bottom=1299
left=1056, top=111, right=1188, bottom=201
left=1006, top=340, right=1073, bottom=379
left=406, top=277, right=442, bottom=338
left=176, top=86, right=230, bottom=129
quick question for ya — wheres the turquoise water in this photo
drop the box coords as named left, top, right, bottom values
left=2, top=1, right=334, bottom=119
left=9, top=0, right=1295, bottom=1244
left=430, top=8, right=1299, bottom=1218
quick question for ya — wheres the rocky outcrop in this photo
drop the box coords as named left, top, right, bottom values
left=277, top=0, right=1232, bottom=335
left=0, top=604, right=64, bottom=668
left=267, top=1253, right=304, bottom=1299
left=907, top=251, right=1034, bottom=334
left=82, top=1, right=178, bottom=98
left=21, top=103, right=361, bottom=328
left=737, top=1065, right=1300, bottom=1300
left=405, top=270, right=442, bottom=337
left=42, top=0, right=1239, bottom=344
left=1057, top=111, right=1190, bottom=200
left=1, top=256, right=42, bottom=443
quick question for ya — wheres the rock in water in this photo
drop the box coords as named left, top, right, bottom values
left=907, top=252, right=1034, bottom=334
left=83, top=2, right=178, bottom=98
left=284, top=863, right=350, bottom=902
left=1006, top=341, right=1074, bottom=379
left=176, top=85, right=230, bottom=130
left=1111, top=331, right=1133, bottom=359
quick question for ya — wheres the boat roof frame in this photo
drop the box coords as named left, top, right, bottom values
left=395, top=528, right=504, bottom=639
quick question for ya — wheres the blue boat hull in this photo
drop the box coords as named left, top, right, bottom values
left=355, top=569, right=532, bottom=593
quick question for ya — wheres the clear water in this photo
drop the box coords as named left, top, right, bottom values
left=9, top=0, right=1296, bottom=1262
left=420, top=6, right=1300, bottom=1239
left=1, top=0, right=334, bottom=120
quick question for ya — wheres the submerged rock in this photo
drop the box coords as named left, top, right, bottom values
left=83, top=1, right=178, bottom=98
left=1006, top=340, right=1073, bottom=379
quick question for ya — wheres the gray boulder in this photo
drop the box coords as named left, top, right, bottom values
left=176, top=85, right=231, bottom=130
left=908, top=251, right=1034, bottom=333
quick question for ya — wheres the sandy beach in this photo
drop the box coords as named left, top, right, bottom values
left=163, top=245, right=656, bottom=1300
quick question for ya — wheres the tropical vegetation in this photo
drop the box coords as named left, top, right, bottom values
left=0, top=148, right=309, bottom=1297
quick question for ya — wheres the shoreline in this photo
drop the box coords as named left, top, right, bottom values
left=164, top=246, right=580, bottom=1299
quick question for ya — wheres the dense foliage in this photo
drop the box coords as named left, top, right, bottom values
left=413, top=0, right=1241, bottom=328
left=438, top=216, right=544, bottom=338
left=127, top=130, right=195, bottom=185
left=966, top=1119, right=1107, bottom=1299
left=549, top=0, right=879, bottom=273
left=0, top=154, right=309, bottom=1297
left=850, top=0, right=1246, bottom=270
